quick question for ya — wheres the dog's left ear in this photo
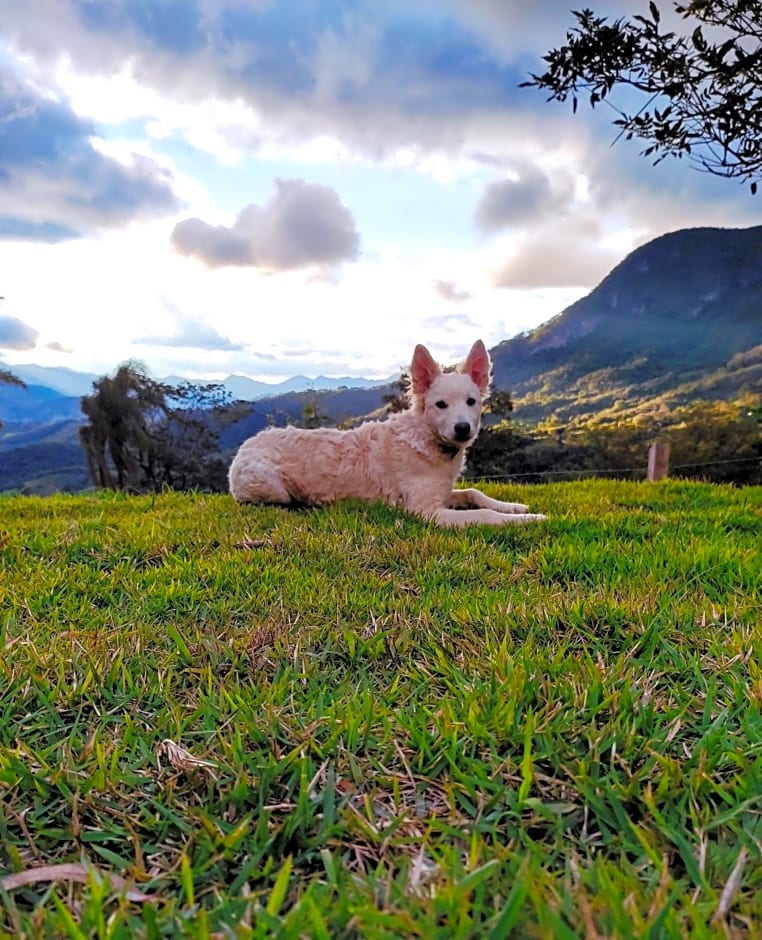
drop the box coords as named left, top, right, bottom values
left=411, top=344, right=441, bottom=395
left=463, top=339, right=491, bottom=394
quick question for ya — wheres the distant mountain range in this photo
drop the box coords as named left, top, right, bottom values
left=1, top=223, right=760, bottom=493
left=1, top=362, right=387, bottom=405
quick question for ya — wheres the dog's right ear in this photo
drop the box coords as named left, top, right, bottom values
left=411, top=344, right=441, bottom=395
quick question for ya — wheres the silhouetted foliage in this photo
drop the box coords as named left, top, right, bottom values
left=299, top=394, right=331, bottom=429
left=382, top=371, right=411, bottom=413
left=79, top=362, right=245, bottom=492
left=0, top=369, right=25, bottom=388
left=487, top=388, right=514, bottom=421
left=0, top=368, right=26, bottom=431
left=524, top=2, right=762, bottom=190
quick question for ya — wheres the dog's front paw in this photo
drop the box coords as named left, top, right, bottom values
left=498, top=512, right=547, bottom=524
left=488, top=510, right=547, bottom=525
left=495, top=501, right=529, bottom=514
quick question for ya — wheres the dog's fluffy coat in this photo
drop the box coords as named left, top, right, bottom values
left=229, top=340, right=545, bottom=527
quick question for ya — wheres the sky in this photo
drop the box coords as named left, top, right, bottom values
left=1, top=0, right=760, bottom=384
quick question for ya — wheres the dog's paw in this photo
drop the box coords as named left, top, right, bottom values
left=493, top=501, right=529, bottom=514
left=484, top=510, right=547, bottom=526
left=496, top=512, right=547, bottom=525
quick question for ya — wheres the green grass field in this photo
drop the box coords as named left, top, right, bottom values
left=1, top=480, right=761, bottom=938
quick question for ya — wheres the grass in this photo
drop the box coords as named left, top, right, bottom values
left=0, top=479, right=761, bottom=938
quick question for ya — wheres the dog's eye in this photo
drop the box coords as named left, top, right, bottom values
left=466, top=397, right=476, bottom=406
left=435, top=400, right=448, bottom=409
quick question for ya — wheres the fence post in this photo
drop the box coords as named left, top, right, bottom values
left=648, top=441, right=671, bottom=481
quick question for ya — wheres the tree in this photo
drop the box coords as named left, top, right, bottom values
left=523, top=2, right=762, bottom=191
left=487, top=388, right=514, bottom=422
left=381, top=372, right=411, bottom=414
left=0, top=367, right=27, bottom=432
left=79, top=362, right=241, bottom=492
left=300, top=394, right=331, bottom=429
left=0, top=295, right=26, bottom=398
left=0, top=369, right=25, bottom=388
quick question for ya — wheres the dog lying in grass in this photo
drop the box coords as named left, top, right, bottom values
left=229, top=340, right=545, bottom=527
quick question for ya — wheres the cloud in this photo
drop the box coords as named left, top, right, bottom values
left=476, top=167, right=564, bottom=231
left=493, top=225, right=622, bottom=289
left=422, top=311, right=480, bottom=332
left=45, top=341, right=72, bottom=353
left=433, top=279, right=472, bottom=303
left=0, top=2, right=530, bottom=156
left=135, top=318, right=244, bottom=351
left=443, top=0, right=643, bottom=60
left=172, top=179, right=360, bottom=270
left=0, top=315, right=38, bottom=350
left=0, top=69, right=180, bottom=242
left=0, top=218, right=80, bottom=243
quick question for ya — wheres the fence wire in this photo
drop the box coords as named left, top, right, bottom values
left=474, top=454, right=762, bottom=482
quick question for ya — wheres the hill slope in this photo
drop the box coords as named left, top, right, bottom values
left=491, top=224, right=762, bottom=424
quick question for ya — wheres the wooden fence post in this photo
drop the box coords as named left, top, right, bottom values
left=648, top=441, right=671, bottom=481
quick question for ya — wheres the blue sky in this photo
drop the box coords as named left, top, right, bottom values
left=1, top=0, right=760, bottom=382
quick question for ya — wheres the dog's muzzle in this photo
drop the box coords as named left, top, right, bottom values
left=453, top=422, right=471, bottom=442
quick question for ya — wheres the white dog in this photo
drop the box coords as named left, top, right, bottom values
left=229, top=340, right=545, bottom=527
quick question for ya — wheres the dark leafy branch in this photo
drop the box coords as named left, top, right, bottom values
left=522, top=1, right=762, bottom=191
left=0, top=369, right=26, bottom=388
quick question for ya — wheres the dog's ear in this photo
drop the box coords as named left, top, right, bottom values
left=463, top=339, right=491, bottom=394
left=411, top=344, right=441, bottom=395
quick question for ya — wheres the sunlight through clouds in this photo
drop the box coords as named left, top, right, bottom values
left=0, top=0, right=759, bottom=380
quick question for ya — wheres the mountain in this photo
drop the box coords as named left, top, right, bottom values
left=0, top=363, right=387, bottom=411
left=4, top=364, right=99, bottom=397
left=217, top=373, right=387, bottom=401
left=0, top=383, right=82, bottom=424
left=218, top=385, right=394, bottom=449
left=0, top=418, right=89, bottom=494
left=2, top=223, right=760, bottom=493
left=490, top=224, right=762, bottom=425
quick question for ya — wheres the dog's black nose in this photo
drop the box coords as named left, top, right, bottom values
left=453, top=422, right=471, bottom=441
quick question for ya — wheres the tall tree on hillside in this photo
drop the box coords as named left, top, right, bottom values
left=79, top=362, right=164, bottom=489
left=487, top=388, right=514, bottom=422
left=0, top=368, right=27, bottom=431
left=382, top=371, right=411, bottom=413
left=79, top=362, right=241, bottom=492
left=0, top=369, right=25, bottom=388
left=1, top=295, right=28, bottom=429
left=523, top=1, right=762, bottom=191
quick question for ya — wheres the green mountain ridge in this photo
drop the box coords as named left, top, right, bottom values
left=491, top=224, right=762, bottom=425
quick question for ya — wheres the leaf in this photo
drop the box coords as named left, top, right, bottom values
left=713, top=847, right=749, bottom=923
left=649, top=1, right=660, bottom=24
left=0, top=863, right=153, bottom=903
left=266, top=856, right=293, bottom=917
left=459, top=858, right=501, bottom=891
left=180, top=852, right=195, bottom=906
left=518, top=711, right=535, bottom=802
left=157, top=739, right=218, bottom=778
left=487, top=869, right=530, bottom=938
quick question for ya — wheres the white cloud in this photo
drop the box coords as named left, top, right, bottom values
left=171, top=179, right=360, bottom=270
left=0, top=315, right=38, bottom=350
